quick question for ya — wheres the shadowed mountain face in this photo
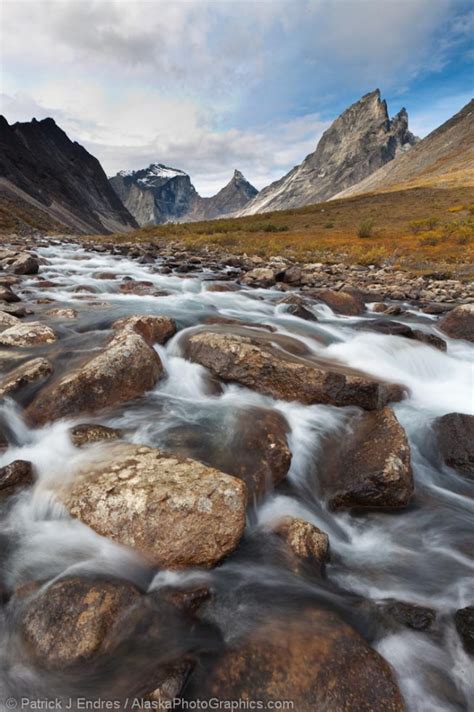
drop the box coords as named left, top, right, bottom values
left=239, top=90, right=418, bottom=215
left=0, top=116, right=137, bottom=234
left=109, top=165, right=258, bottom=225
left=334, top=99, right=474, bottom=198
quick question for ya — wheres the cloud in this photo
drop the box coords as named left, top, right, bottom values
left=1, top=0, right=472, bottom=195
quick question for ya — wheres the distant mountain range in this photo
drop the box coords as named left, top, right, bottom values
left=0, top=90, right=472, bottom=235
left=109, top=165, right=257, bottom=226
left=0, top=116, right=137, bottom=234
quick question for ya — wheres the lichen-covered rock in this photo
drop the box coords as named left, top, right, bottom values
left=320, top=407, right=413, bottom=509
left=69, top=423, right=123, bottom=447
left=433, top=413, right=474, bottom=478
left=185, top=608, right=405, bottom=711
left=112, top=315, right=177, bottom=346
left=0, top=321, right=57, bottom=346
left=185, top=331, right=403, bottom=410
left=274, top=516, right=329, bottom=572
left=0, top=311, right=20, bottom=330
left=439, top=304, right=474, bottom=342
left=0, top=460, right=34, bottom=498
left=26, top=330, right=163, bottom=425
left=46, top=307, right=77, bottom=319
left=0, top=357, right=53, bottom=398
left=20, top=577, right=141, bottom=669
left=241, top=268, right=276, bottom=287
left=59, top=443, right=247, bottom=568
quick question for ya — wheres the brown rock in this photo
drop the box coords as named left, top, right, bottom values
left=0, top=358, right=53, bottom=399
left=46, top=308, right=77, bottom=319
left=186, top=608, right=405, bottom=712
left=0, top=311, right=20, bottom=330
left=411, top=330, right=447, bottom=351
left=112, top=315, right=177, bottom=346
left=274, top=516, right=329, bottom=572
left=27, top=331, right=164, bottom=425
left=205, top=283, right=239, bottom=292
left=384, top=601, right=436, bottom=631
left=119, top=280, right=167, bottom=297
left=283, top=265, right=302, bottom=284
left=433, top=413, right=474, bottom=478
left=316, top=288, right=365, bottom=316
left=278, top=294, right=318, bottom=321
left=0, top=304, right=32, bottom=317
left=0, top=286, right=21, bottom=303
left=439, top=304, right=474, bottom=342
left=241, top=268, right=276, bottom=287
left=185, top=332, right=403, bottom=410
left=8, top=253, right=40, bottom=275
left=320, top=407, right=413, bottom=509
left=70, top=423, right=123, bottom=447
left=21, top=577, right=141, bottom=669
left=372, top=303, right=402, bottom=315
left=0, top=460, right=34, bottom=498
left=0, top=321, right=57, bottom=347
left=59, top=443, right=247, bottom=569
left=454, top=606, right=474, bottom=655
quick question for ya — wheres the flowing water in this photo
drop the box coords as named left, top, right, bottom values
left=0, top=244, right=473, bottom=710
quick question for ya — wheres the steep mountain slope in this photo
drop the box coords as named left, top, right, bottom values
left=239, top=90, right=418, bottom=215
left=334, top=99, right=474, bottom=198
left=0, top=116, right=137, bottom=234
left=109, top=165, right=258, bottom=225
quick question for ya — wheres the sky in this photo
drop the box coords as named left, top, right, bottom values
left=0, top=0, right=473, bottom=195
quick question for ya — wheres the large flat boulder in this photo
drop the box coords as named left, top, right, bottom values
left=320, top=407, right=413, bottom=509
left=185, top=608, right=405, bottom=711
left=20, top=577, right=141, bottom=669
left=439, top=304, right=474, bottom=342
left=0, top=321, right=57, bottom=346
left=433, top=412, right=474, bottom=478
left=26, top=330, right=163, bottom=425
left=0, top=357, right=53, bottom=399
left=185, top=332, right=403, bottom=410
left=59, top=443, right=247, bottom=569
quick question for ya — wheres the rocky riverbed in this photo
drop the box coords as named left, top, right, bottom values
left=0, top=237, right=473, bottom=711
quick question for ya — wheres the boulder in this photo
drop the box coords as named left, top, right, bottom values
left=69, top=423, right=123, bottom=447
left=0, top=358, right=53, bottom=399
left=46, top=307, right=77, bottom=319
left=26, top=330, right=164, bottom=425
left=454, top=606, right=474, bottom=655
left=433, top=413, right=474, bottom=478
left=283, top=265, right=302, bottom=284
left=372, top=303, right=402, bottom=315
left=59, top=443, right=247, bottom=569
left=241, top=268, right=276, bottom=287
left=0, top=321, right=57, bottom=347
left=361, top=320, right=413, bottom=337
left=316, top=288, right=365, bottom=316
left=278, top=294, right=317, bottom=321
left=8, top=253, right=40, bottom=275
left=439, top=304, right=474, bottom=342
left=205, top=283, right=239, bottom=293
left=0, top=460, right=34, bottom=498
left=274, top=516, right=329, bottom=573
left=411, top=330, right=447, bottom=352
left=384, top=601, right=436, bottom=631
left=119, top=280, right=168, bottom=297
left=161, top=406, right=291, bottom=500
left=0, top=286, right=21, bottom=303
left=186, top=608, right=405, bottom=712
left=320, top=407, right=413, bottom=509
left=112, top=315, right=177, bottom=346
left=0, top=311, right=20, bottom=330
left=21, top=577, right=141, bottom=669
left=185, top=332, right=404, bottom=410
left=0, top=304, right=32, bottom=317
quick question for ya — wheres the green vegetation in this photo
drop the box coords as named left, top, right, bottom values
left=357, top=217, right=375, bottom=238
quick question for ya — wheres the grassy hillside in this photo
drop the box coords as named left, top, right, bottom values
left=95, top=186, right=474, bottom=276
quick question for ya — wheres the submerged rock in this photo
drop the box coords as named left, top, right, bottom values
left=112, top=314, right=177, bottom=346
left=21, top=577, right=141, bottom=669
left=27, top=330, right=163, bottom=425
left=454, top=606, right=474, bottom=655
left=439, top=304, right=474, bottom=342
left=433, top=413, right=474, bottom=478
left=320, top=407, right=413, bottom=509
left=69, top=423, right=123, bottom=447
left=0, top=321, right=57, bottom=346
left=185, top=331, right=404, bottom=410
left=185, top=608, right=405, bottom=711
left=59, top=443, right=247, bottom=569
left=384, top=601, right=436, bottom=631
left=0, top=357, right=53, bottom=399
left=0, top=460, right=34, bottom=498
